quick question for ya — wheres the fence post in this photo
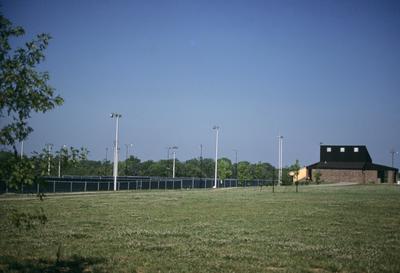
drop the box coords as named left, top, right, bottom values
left=192, top=178, right=194, bottom=189
left=181, top=179, right=183, bottom=190
left=128, top=181, right=130, bottom=190
left=97, top=182, right=100, bottom=191
left=70, top=181, right=73, bottom=192
left=53, top=181, right=56, bottom=193
left=37, top=183, right=39, bottom=194
left=84, top=181, right=87, bottom=192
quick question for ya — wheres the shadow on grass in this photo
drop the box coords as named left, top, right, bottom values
left=0, top=255, right=107, bottom=273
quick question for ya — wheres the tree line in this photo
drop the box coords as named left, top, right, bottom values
left=1, top=148, right=301, bottom=185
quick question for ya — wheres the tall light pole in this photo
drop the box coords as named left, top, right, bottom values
left=58, top=144, right=66, bottom=178
left=125, top=143, right=133, bottom=175
left=111, top=112, right=122, bottom=191
left=170, top=146, right=178, bottom=178
left=213, top=126, right=220, bottom=189
left=390, top=149, right=398, bottom=168
left=200, top=144, right=203, bottom=177
left=46, top=143, right=53, bottom=176
left=278, top=135, right=283, bottom=185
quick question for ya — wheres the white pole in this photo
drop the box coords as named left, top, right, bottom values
left=279, top=136, right=281, bottom=185
left=46, top=143, right=53, bottom=176
left=278, top=136, right=283, bottom=185
left=112, top=114, right=121, bottom=191
left=277, top=135, right=281, bottom=185
left=173, top=150, right=176, bottom=178
left=213, top=126, right=219, bottom=189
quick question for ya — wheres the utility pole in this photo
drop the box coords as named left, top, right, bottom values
left=278, top=135, right=283, bottom=185
left=200, top=144, right=203, bottom=178
left=45, top=143, right=53, bottom=176
left=213, top=126, right=220, bottom=189
left=390, top=149, right=398, bottom=168
left=111, top=113, right=122, bottom=191
left=170, top=146, right=178, bottom=178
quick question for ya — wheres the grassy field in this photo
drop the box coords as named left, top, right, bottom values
left=1, top=184, right=400, bottom=273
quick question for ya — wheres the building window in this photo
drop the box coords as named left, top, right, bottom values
left=327, top=147, right=331, bottom=152
left=340, top=147, right=345, bottom=152
left=354, top=147, right=359, bottom=152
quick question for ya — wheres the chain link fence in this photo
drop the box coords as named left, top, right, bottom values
left=0, top=176, right=275, bottom=194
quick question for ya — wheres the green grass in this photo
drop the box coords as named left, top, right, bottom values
left=1, top=185, right=400, bottom=273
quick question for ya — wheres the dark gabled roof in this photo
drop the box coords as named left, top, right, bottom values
left=307, top=144, right=398, bottom=172
left=307, top=161, right=398, bottom=172
left=320, top=145, right=372, bottom=163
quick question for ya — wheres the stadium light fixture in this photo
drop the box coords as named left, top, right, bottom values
left=390, top=149, right=399, bottom=168
left=111, top=112, right=122, bottom=191
left=213, top=126, right=220, bottom=189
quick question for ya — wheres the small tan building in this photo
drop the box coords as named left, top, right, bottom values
left=307, top=145, right=398, bottom=183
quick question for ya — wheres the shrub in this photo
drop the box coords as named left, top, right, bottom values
left=314, top=171, right=322, bottom=185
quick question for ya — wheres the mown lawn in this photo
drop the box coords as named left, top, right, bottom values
left=0, top=184, right=400, bottom=273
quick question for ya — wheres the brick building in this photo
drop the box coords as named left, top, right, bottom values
left=307, top=145, right=398, bottom=183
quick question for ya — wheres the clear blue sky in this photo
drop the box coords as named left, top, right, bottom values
left=2, top=0, right=400, bottom=167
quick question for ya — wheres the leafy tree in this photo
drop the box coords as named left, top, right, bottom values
left=201, top=158, right=215, bottom=178
left=237, top=161, right=253, bottom=181
left=0, top=15, right=63, bottom=153
left=31, top=147, right=54, bottom=176
left=123, top=156, right=141, bottom=176
left=147, top=160, right=171, bottom=177
left=253, top=162, right=274, bottom=180
left=314, top=171, right=322, bottom=184
left=138, top=160, right=154, bottom=176
left=98, top=161, right=112, bottom=176
left=183, top=159, right=203, bottom=177
left=54, top=146, right=88, bottom=176
left=217, top=158, right=233, bottom=180
left=0, top=154, right=37, bottom=190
